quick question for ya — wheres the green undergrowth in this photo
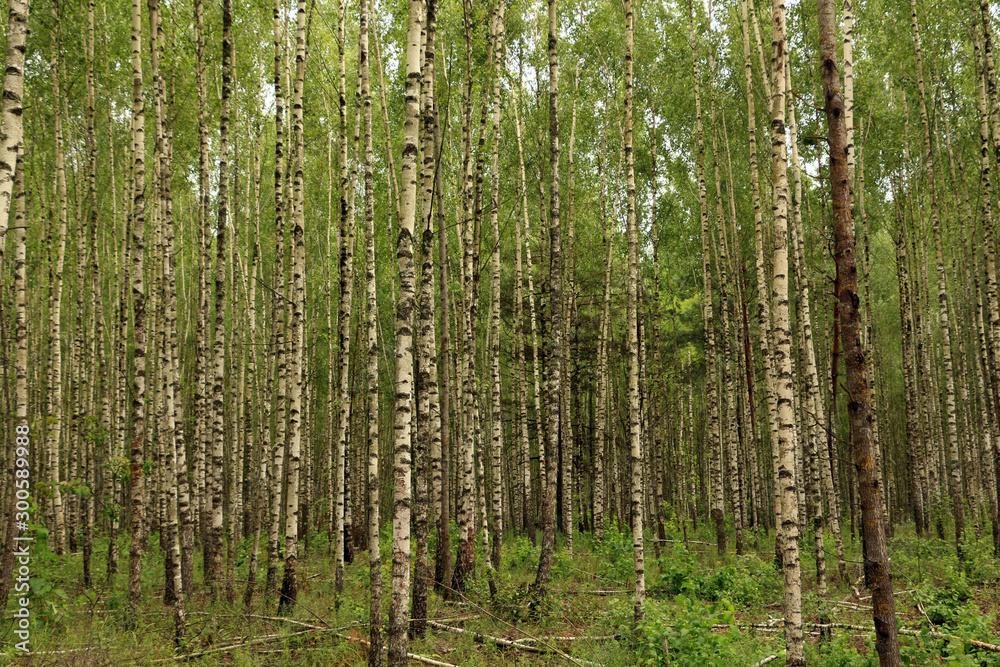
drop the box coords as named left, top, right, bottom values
left=4, top=519, right=1000, bottom=665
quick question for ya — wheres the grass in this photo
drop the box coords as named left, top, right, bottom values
left=4, top=515, right=1000, bottom=665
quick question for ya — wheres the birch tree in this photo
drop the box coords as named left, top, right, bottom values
left=769, top=1, right=803, bottom=663
left=387, top=0, right=421, bottom=661
left=624, top=0, right=645, bottom=627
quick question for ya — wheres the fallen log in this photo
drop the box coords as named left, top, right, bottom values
left=426, top=620, right=603, bottom=667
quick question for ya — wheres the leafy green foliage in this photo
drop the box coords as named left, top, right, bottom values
left=594, top=524, right=634, bottom=583
left=635, top=595, right=742, bottom=667
left=649, top=548, right=779, bottom=609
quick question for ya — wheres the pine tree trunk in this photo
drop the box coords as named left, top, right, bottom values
left=818, top=0, right=902, bottom=663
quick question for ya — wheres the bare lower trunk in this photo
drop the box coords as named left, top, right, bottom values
left=531, top=0, right=562, bottom=609
left=126, top=0, right=147, bottom=622
left=387, top=0, right=421, bottom=662
left=910, top=0, right=964, bottom=557
left=818, top=1, right=902, bottom=663
left=624, top=0, right=645, bottom=628
left=769, top=2, right=803, bottom=663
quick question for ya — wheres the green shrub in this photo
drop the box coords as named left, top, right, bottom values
left=807, top=634, right=877, bottom=667
left=649, top=551, right=777, bottom=609
left=636, top=595, right=742, bottom=667
left=594, top=524, right=634, bottom=583
left=649, top=549, right=696, bottom=597
left=915, top=569, right=970, bottom=627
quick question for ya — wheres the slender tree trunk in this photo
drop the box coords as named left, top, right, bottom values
left=0, top=0, right=28, bottom=611
left=265, top=0, right=288, bottom=598
left=487, top=4, right=506, bottom=580
left=126, top=0, right=147, bottom=621
left=48, top=0, right=68, bottom=558
left=412, top=0, right=439, bottom=637
left=531, top=0, right=562, bottom=609
left=147, top=0, right=185, bottom=637
left=624, top=0, right=645, bottom=627
left=513, top=93, right=546, bottom=547
left=561, top=62, right=578, bottom=556
left=709, top=46, right=742, bottom=556
left=334, top=0, right=356, bottom=598
left=0, top=0, right=26, bottom=233
left=769, top=1, right=803, bottom=663
left=387, top=0, right=421, bottom=661
left=434, top=106, right=452, bottom=591
left=3, top=148, right=26, bottom=615
left=193, top=0, right=214, bottom=568
left=690, top=1, right=723, bottom=557
left=974, top=33, right=1000, bottom=554
left=359, top=0, right=381, bottom=660
left=817, top=1, right=902, bottom=663
left=278, top=0, right=307, bottom=615
left=594, top=136, right=612, bottom=543
left=513, top=97, right=531, bottom=537
left=910, top=0, right=964, bottom=558
left=243, top=144, right=265, bottom=610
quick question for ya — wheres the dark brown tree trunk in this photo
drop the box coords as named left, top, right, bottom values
left=817, top=1, right=902, bottom=664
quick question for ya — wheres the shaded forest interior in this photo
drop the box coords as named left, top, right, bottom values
left=2, top=0, right=1000, bottom=665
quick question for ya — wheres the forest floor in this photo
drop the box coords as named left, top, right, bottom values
left=5, top=516, right=1000, bottom=666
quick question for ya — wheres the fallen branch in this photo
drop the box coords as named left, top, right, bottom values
left=646, top=538, right=714, bottom=546
left=338, top=631, right=460, bottom=667
left=25, top=646, right=109, bottom=656
left=151, top=629, right=314, bottom=662
left=427, top=621, right=546, bottom=654
left=755, top=620, right=1000, bottom=653
left=434, top=582, right=604, bottom=667
left=752, top=655, right=779, bottom=666
left=520, top=635, right=619, bottom=643
left=427, top=621, right=604, bottom=667
left=241, top=614, right=330, bottom=631
left=856, top=589, right=915, bottom=601
left=563, top=565, right=624, bottom=587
